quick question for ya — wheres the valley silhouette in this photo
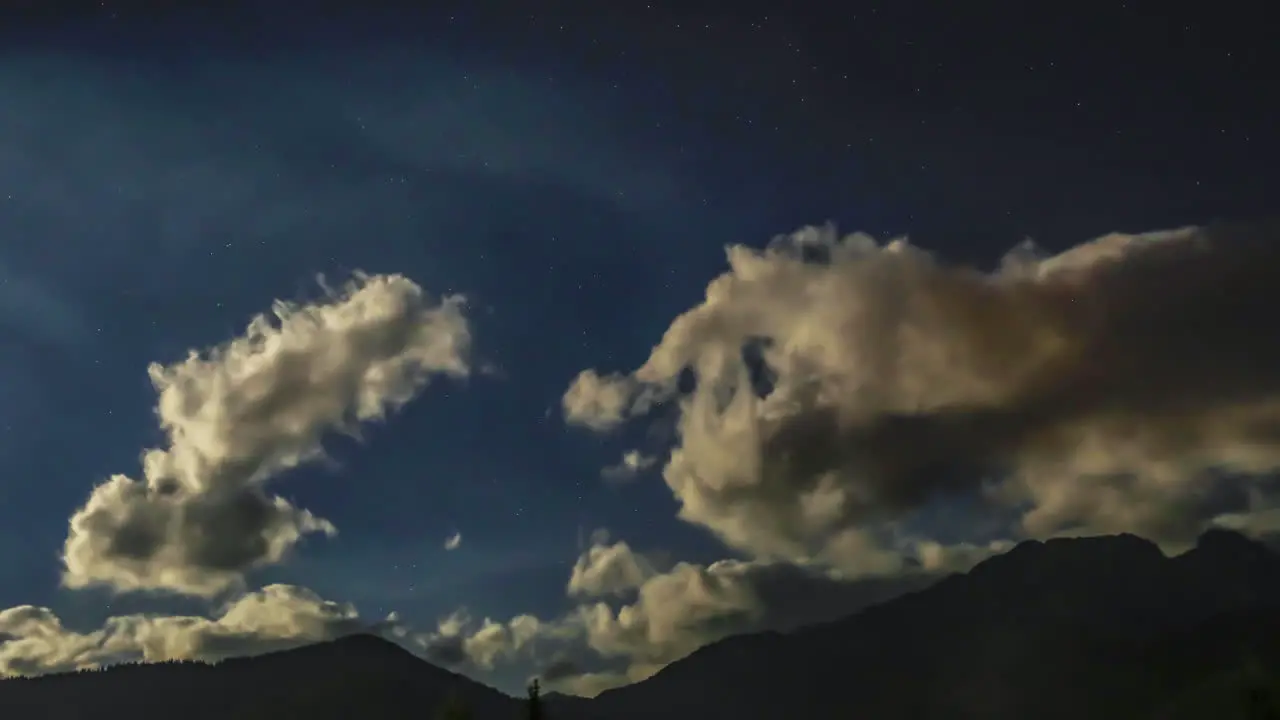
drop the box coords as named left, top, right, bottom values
left=2, top=529, right=1277, bottom=719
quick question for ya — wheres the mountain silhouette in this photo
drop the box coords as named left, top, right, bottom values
left=3, top=530, right=1278, bottom=719
left=584, top=529, right=1280, bottom=720
left=0, top=632, right=522, bottom=720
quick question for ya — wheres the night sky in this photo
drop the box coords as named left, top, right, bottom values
left=0, top=0, right=1276, bottom=696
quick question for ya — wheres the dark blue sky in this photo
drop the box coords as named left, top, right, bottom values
left=0, top=0, right=1275, bottom=695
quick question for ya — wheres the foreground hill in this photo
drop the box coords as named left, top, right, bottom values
left=2, top=530, right=1278, bottom=719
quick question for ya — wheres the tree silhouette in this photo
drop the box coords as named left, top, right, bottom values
left=526, top=678, right=543, bottom=720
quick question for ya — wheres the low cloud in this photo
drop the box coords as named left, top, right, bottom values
left=536, top=656, right=582, bottom=683
left=0, top=584, right=386, bottom=676
left=534, top=655, right=641, bottom=698
left=62, top=272, right=471, bottom=598
left=573, top=555, right=930, bottom=676
left=538, top=537, right=938, bottom=695
left=444, top=532, right=463, bottom=551
left=412, top=532, right=961, bottom=697
left=912, top=538, right=1017, bottom=573
left=0, top=536, right=943, bottom=690
left=417, top=610, right=572, bottom=671
left=542, top=666, right=637, bottom=698
left=564, top=223, right=1280, bottom=570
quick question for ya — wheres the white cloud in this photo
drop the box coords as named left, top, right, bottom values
left=0, top=530, right=953, bottom=692
left=0, top=584, right=389, bottom=677
left=911, top=538, right=1017, bottom=573
left=444, top=532, right=463, bottom=551
left=21, top=220, right=1278, bottom=699
left=566, top=549, right=932, bottom=689
left=573, top=559, right=764, bottom=667
left=62, top=272, right=471, bottom=597
left=563, top=370, right=659, bottom=432
left=417, top=609, right=575, bottom=671
left=542, top=668, right=635, bottom=698
left=567, top=539, right=657, bottom=597
left=601, top=450, right=657, bottom=485
left=1209, top=485, right=1280, bottom=539
left=447, top=535, right=937, bottom=697
left=563, top=223, right=1280, bottom=572
left=562, top=370, right=635, bottom=431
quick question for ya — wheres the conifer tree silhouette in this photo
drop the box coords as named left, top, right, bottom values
left=526, top=678, right=543, bottom=720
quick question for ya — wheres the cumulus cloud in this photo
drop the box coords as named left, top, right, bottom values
left=538, top=536, right=932, bottom=695
left=542, top=666, right=639, bottom=698
left=444, top=532, right=463, bottom=551
left=0, top=584, right=386, bottom=676
left=562, top=370, right=640, bottom=432
left=601, top=450, right=657, bottom=485
left=410, top=534, right=944, bottom=697
left=912, top=538, right=1017, bottom=573
left=563, top=222, right=1280, bottom=570
left=415, top=535, right=929, bottom=697
left=532, top=655, right=642, bottom=698
left=417, top=609, right=570, bottom=671
left=568, top=539, right=657, bottom=597
left=573, top=556, right=925, bottom=673
left=62, top=272, right=471, bottom=597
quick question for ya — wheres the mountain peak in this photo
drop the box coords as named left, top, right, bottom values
left=264, top=632, right=419, bottom=666
left=1194, top=527, right=1264, bottom=554
left=971, top=532, right=1164, bottom=577
left=1178, top=527, right=1280, bottom=587
left=325, top=632, right=412, bottom=656
left=1040, top=531, right=1162, bottom=556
